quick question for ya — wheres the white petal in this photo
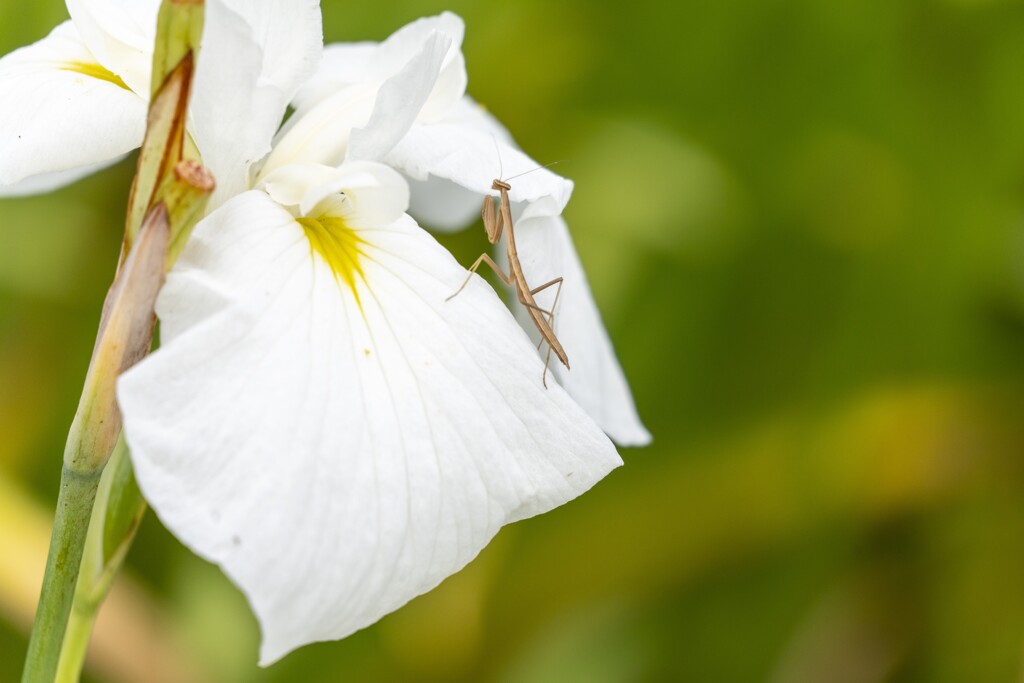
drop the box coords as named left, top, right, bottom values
left=259, top=161, right=409, bottom=226
left=258, top=82, right=378, bottom=179
left=265, top=13, right=466, bottom=176
left=507, top=200, right=651, bottom=447
left=65, top=0, right=159, bottom=94
left=372, top=12, right=466, bottom=123
left=0, top=21, right=146, bottom=188
left=290, top=42, right=377, bottom=111
left=259, top=162, right=334, bottom=208
left=0, top=155, right=127, bottom=197
left=373, top=12, right=464, bottom=91
left=402, top=97, right=514, bottom=231
left=214, top=0, right=323, bottom=96
left=295, top=12, right=466, bottom=118
left=191, top=0, right=323, bottom=206
left=405, top=173, right=483, bottom=231
left=440, top=95, right=514, bottom=141
left=386, top=101, right=574, bottom=225
left=419, top=48, right=466, bottom=124
left=118, top=191, right=621, bottom=664
left=307, top=163, right=409, bottom=225
left=346, top=31, right=452, bottom=163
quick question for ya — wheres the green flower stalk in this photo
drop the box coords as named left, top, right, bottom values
left=20, top=2, right=211, bottom=681
left=54, top=438, right=145, bottom=683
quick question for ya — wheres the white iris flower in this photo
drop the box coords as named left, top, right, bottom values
left=120, top=158, right=624, bottom=664
left=1, top=1, right=647, bottom=665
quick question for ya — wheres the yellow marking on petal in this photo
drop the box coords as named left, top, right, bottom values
left=61, top=62, right=130, bottom=90
left=297, top=216, right=366, bottom=307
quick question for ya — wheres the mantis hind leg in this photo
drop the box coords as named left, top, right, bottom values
left=528, top=277, right=565, bottom=388
left=517, top=278, right=564, bottom=321
left=525, top=277, right=564, bottom=352
left=529, top=277, right=564, bottom=329
left=542, top=342, right=556, bottom=389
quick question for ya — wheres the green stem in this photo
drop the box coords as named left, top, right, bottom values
left=20, top=2, right=207, bottom=678
left=53, top=604, right=96, bottom=683
left=54, top=438, right=148, bottom=683
left=22, top=191, right=171, bottom=683
left=20, top=466, right=102, bottom=683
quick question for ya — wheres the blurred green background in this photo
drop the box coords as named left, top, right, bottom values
left=3, top=0, right=1024, bottom=681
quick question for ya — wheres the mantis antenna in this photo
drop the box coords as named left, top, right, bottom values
left=490, top=133, right=566, bottom=184
left=503, top=160, right=565, bottom=183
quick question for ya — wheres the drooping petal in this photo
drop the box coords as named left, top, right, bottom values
left=385, top=98, right=574, bottom=225
left=118, top=172, right=621, bottom=663
left=438, top=94, right=514, bottom=140
left=0, top=156, right=127, bottom=198
left=405, top=174, right=483, bottom=231
left=0, top=21, right=145, bottom=190
left=191, top=0, right=323, bottom=206
left=64, top=0, right=160, bottom=94
left=507, top=199, right=652, bottom=447
left=398, top=97, right=514, bottom=231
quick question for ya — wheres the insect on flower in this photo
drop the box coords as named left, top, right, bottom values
left=447, top=161, right=569, bottom=388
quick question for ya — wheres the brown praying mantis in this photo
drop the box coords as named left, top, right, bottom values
left=446, top=170, right=569, bottom=388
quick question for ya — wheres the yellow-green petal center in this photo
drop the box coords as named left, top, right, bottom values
left=61, top=62, right=130, bottom=90
left=297, top=216, right=366, bottom=302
